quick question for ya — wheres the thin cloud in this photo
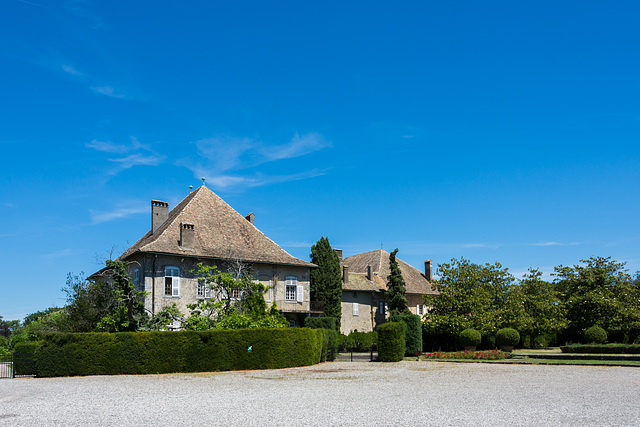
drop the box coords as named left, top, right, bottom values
left=262, top=133, right=330, bottom=161
left=87, top=136, right=164, bottom=174
left=90, top=86, right=126, bottom=99
left=42, top=248, right=73, bottom=259
left=528, top=241, right=581, bottom=247
left=196, top=169, right=328, bottom=190
left=90, top=206, right=148, bottom=224
left=62, top=64, right=82, bottom=76
left=462, top=243, right=500, bottom=249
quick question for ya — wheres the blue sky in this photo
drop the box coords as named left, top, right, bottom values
left=2, top=1, right=639, bottom=321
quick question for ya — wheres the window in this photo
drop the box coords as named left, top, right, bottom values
left=258, top=274, right=272, bottom=302
left=285, top=276, right=298, bottom=301
left=196, top=279, right=211, bottom=299
left=379, top=301, right=386, bottom=315
left=353, top=302, right=359, bottom=316
left=417, top=304, right=426, bottom=316
left=288, top=319, right=296, bottom=328
left=133, top=268, right=140, bottom=290
left=352, top=292, right=357, bottom=299
left=164, top=266, right=180, bottom=297
left=230, top=288, right=242, bottom=300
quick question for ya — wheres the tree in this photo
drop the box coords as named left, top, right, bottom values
left=423, top=258, right=518, bottom=338
left=386, top=249, right=411, bottom=316
left=183, top=263, right=286, bottom=330
left=309, top=237, right=342, bottom=329
left=515, top=269, right=567, bottom=348
left=554, top=256, right=640, bottom=341
left=63, top=260, right=146, bottom=332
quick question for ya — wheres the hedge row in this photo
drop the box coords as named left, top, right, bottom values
left=378, top=321, right=406, bottom=362
left=35, top=328, right=326, bottom=377
left=560, top=344, right=640, bottom=354
left=389, top=314, right=422, bottom=355
left=303, top=316, right=337, bottom=331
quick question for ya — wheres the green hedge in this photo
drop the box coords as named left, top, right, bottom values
left=377, top=321, right=406, bottom=362
left=584, top=326, right=607, bottom=344
left=36, top=328, right=325, bottom=377
left=389, top=314, right=422, bottom=355
left=13, top=341, right=41, bottom=376
left=560, top=344, right=640, bottom=354
left=303, top=316, right=337, bottom=331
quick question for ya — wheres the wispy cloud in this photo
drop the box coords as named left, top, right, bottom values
left=87, top=136, right=165, bottom=174
left=42, top=248, right=73, bottom=259
left=462, top=243, right=501, bottom=249
left=183, top=132, right=331, bottom=189
left=62, top=64, right=82, bottom=76
left=90, top=205, right=148, bottom=224
left=528, top=241, right=582, bottom=247
left=90, top=85, right=126, bottom=99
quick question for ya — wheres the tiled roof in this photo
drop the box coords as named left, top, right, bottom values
left=119, top=185, right=315, bottom=268
left=342, top=249, right=437, bottom=295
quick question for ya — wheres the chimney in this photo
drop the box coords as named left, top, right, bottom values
left=424, top=259, right=433, bottom=281
left=180, top=223, right=195, bottom=249
left=245, top=212, right=255, bottom=225
left=151, top=200, right=169, bottom=234
left=334, top=248, right=343, bottom=262
left=342, top=265, right=349, bottom=285
left=367, top=265, right=373, bottom=281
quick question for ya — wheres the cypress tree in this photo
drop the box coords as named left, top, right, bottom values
left=387, top=248, right=411, bottom=316
left=310, top=237, right=342, bottom=330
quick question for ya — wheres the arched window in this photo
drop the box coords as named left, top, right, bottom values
left=164, top=266, right=180, bottom=297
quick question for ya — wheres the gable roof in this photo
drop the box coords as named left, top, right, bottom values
left=119, top=185, right=314, bottom=268
left=342, top=249, right=437, bottom=295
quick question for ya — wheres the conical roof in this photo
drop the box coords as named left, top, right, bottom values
left=119, top=185, right=315, bottom=267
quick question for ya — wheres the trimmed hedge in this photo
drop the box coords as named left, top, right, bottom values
left=459, top=329, right=481, bottom=347
left=496, top=328, right=520, bottom=347
left=303, top=316, right=337, bottom=331
left=377, top=321, right=406, bottom=362
left=35, top=328, right=326, bottom=377
left=13, top=341, right=41, bottom=376
left=584, top=326, right=607, bottom=344
left=560, top=344, right=640, bottom=354
left=389, top=314, right=423, bottom=355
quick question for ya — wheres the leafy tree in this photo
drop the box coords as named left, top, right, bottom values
left=554, top=256, right=640, bottom=340
left=386, top=249, right=411, bottom=316
left=140, top=304, right=184, bottom=331
left=63, top=260, right=146, bottom=332
left=183, top=263, right=286, bottom=330
left=515, top=268, right=567, bottom=348
left=309, top=237, right=342, bottom=329
left=423, top=258, right=518, bottom=338
left=23, top=307, right=61, bottom=326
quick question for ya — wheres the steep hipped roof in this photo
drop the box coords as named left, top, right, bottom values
left=119, top=185, right=315, bottom=268
left=342, top=249, right=437, bottom=295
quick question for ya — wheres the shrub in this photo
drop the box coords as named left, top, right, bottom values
left=561, top=344, right=640, bottom=354
left=348, top=331, right=377, bottom=352
left=496, top=328, right=520, bottom=347
left=584, top=326, right=607, bottom=344
left=459, top=329, right=481, bottom=347
left=389, top=314, right=422, bottom=355
left=35, top=329, right=326, bottom=377
left=423, top=349, right=509, bottom=360
left=13, top=341, right=41, bottom=375
left=377, top=322, right=406, bottom=362
left=303, top=316, right=337, bottom=331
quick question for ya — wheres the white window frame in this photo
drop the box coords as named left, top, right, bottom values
left=353, top=302, right=359, bottom=316
left=196, top=278, right=211, bottom=299
left=164, top=266, right=180, bottom=297
left=417, top=304, right=426, bottom=315
left=285, top=276, right=298, bottom=301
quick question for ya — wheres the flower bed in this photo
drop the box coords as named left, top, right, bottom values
left=422, top=350, right=509, bottom=360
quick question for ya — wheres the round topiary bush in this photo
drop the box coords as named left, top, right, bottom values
left=459, top=328, right=481, bottom=347
left=584, top=326, right=607, bottom=344
left=496, top=328, right=520, bottom=347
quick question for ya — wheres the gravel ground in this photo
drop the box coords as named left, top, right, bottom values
left=1, top=361, right=639, bottom=426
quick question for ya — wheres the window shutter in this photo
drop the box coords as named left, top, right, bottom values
left=172, top=276, right=181, bottom=297
left=353, top=302, right=359, bottom=316
left=296, top=285, right=303, bottom=303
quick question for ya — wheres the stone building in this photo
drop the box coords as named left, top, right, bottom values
left=92, top=184, right=317, bottom=327
left=337, top=249, right=437, bottom=335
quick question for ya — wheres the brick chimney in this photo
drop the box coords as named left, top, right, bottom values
left=334, top=248, right=343, bottom=262
left=342, top=265, right=349, bottom=285
left=424, top=259, right=433, bottom=281
left=245, top=212, right=255, bottom=225
left=151, top=200, right=169, bottom=234
left=180, top=223, right=195, bottom=249
left=367, top=265, right=373, bottom=281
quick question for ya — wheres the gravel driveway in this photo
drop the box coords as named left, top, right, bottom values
left=1, top=361, right=639, bottom=426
